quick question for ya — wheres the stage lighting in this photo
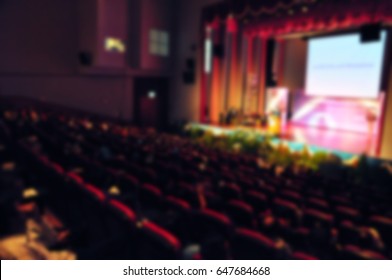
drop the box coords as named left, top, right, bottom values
left=104, top=37, right=126, bottom=53
left=148, top=91, right=157, bottom=99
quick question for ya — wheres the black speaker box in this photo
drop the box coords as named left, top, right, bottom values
left=78, top=52, right=93, bottom=66
left=186, top=58, right=195, bottom=70
left=183, top=71, right=195, bottom=84
left=360, top=23, right=381, bottom=43
left=213, top=44, right=224, bottom=58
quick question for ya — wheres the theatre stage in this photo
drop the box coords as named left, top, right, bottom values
left=190, top=122, right=380, bottom=160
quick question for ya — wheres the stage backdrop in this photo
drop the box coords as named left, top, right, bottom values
left=291, top=91, right=385, bottom=135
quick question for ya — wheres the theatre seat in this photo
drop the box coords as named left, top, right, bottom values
left=120, top=174, right=139, bottom=190
left=163, top=162, right=181, bottom=176
left=183, top=170, right=199, bottom=182
left=226, top=200, right=255, bottom=228
left=187, top=209, right=232, bottom=244
left=245, top=190, right=269, bottom=212
left=283, top=227, right=311, bottom=253
left=369, top=216, right=392, bottom=249
left=67, top=172, right=84, bottom=185
left=142, top=168, right=157, bottom=184
left=52, top=163, right=65, bottom=175
left=257, top=184, right=276, bottom=197
left=176, top=181, right=198, bottom=205
left=164, top=196, right=191, bottom=211
left=237, top=176, right=255, bottom=191
left=292, top=251, right=318, bottom=260
left=81, top=199, right=137, bottom=259
left=303, top=208, right=334, bottom=228
left=140, top=183, right=162, bottom=207
left=108, top=199, right=137, bottom=222
left=336, top=245, right=387, bottom=260
left=330, top=195, right=352, bottom=207
left=203, top=190, right=223, bottom=211
left=231, top=228, right=282, bottom=260
left=136, top=221, right=181, bottom=259
left=306, top=189, right=325, bottom=199
left=219, top=183, right=241, bottom=200
left=3, top=108, right=392, bottom=260
left=158, top=196, right=192, bottom=236
left=335, top=206, right=360, bottom=223
left=273, top=198, right=301, bottom=225
left=306, top=197, right=329, bottom=212
left=84, top=183, right=106, bottom=202
left=338, top=221, right=362, bottom=246
left=280, top=190, right=302, bottom=204
left=128, top=163, right=142, bottom=176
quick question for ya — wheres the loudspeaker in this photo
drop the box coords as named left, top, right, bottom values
left=78, top=51, right=93, bottom=66
left=186, top=58, right=195, bottom=70
left=360, top=23, right=381, bottom=43
left=213, top=44, right=224, bottom=58
left=266, top=39, right=277, bottom=87
left=183, top=57, right=195, bottom=84
left=183, top=71, right=195, bottom=84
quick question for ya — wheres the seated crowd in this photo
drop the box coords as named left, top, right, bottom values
left=0, top=107, right=392, bottom=260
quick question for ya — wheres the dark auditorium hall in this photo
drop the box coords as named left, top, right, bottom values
left=1, top=0, right=392, bottom=260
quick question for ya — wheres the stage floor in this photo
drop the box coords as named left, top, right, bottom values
left=190, top=122, right=380, bottom=158
left=281, top=124, right=379, bottom=157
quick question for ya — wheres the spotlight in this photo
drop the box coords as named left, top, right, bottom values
left=148, top=91, right=156, bottom=99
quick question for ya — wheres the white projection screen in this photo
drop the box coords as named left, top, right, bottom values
left=305, top=31, right=387, bottom=98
